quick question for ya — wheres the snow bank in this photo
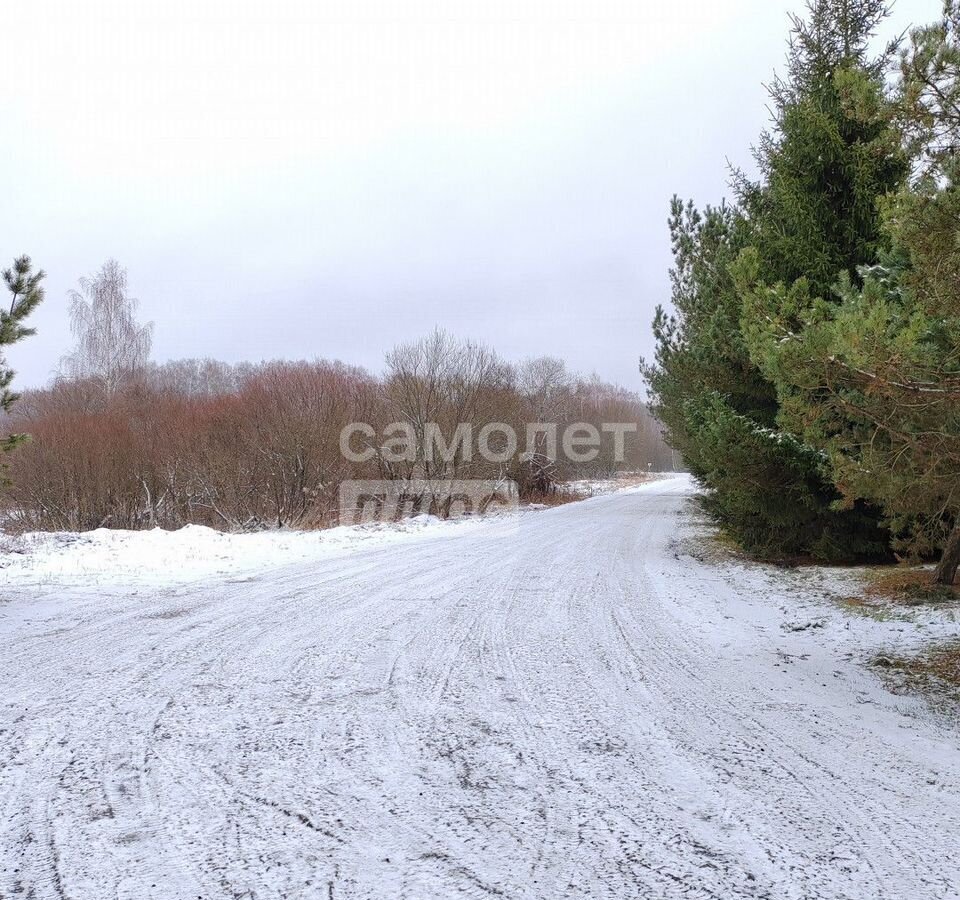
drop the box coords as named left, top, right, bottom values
left=0, top=477, right=677, bottom=588
left=0, top=515, right=487, bottom=587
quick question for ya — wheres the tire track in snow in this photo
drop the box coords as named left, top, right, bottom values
left=2, top=476, right=960, bottom=898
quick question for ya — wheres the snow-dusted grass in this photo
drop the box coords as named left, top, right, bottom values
left=559, top=471, right=667, bottom=497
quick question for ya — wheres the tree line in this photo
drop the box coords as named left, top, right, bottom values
left=0, top=262, right=672, bottom=532
left=644, top=0, right=960, bottom=584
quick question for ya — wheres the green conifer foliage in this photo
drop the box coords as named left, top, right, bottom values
left=743, top=3, right=960, bottom=584
left=645, top=0, right=906, bottom=561
left=1, top=255, right=45, bottom=481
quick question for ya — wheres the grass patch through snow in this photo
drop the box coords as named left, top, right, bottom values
left=872, top=641, right=960, bottom=708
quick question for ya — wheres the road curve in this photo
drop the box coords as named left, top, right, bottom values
left=1, top=476, right=959, bottom=899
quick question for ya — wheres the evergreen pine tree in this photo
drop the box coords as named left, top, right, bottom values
left=737, top=0, right=906, bottom=296
left=645, top=0, right=906, bottom=560
left=1, top=255, right=45, bottom=480
left=744, top=3, right=960, bottom=584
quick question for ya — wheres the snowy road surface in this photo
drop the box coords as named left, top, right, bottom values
left=2, top=476, right=959, bottom=899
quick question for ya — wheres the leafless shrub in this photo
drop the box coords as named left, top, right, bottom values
left=3, top=331, right=675, bottom=531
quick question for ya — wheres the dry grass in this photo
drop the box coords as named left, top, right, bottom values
left=523, top=489, right=591, bottom=508
left=863, top=568, right=960, bottom=606
left=606, top=472, right=661, bottom=490
left=525, top=472, right=662, bottom=510
left=872, top=641, right=960, bottom=706
left=837, top=568, right=958, bottom=623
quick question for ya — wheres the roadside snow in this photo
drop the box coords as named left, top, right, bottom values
left=0, top=515, right=488, bottom=587
left=562, top=472, right=668, bottom=496
left=0, top=476, right=670, bottom=587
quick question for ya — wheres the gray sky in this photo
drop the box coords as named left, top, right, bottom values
left=1, top=0, right=938, bottom=392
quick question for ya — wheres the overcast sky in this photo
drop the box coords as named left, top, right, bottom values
left=1, top=0, right=938, bottom=392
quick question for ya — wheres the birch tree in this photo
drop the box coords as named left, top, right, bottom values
left=61, top=259, right=153, bottom=394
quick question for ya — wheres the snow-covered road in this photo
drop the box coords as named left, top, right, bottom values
left=2, top=476, right=959, bottom=899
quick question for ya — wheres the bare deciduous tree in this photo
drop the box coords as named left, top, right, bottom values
left=61, top=259, right=153, bottom=394
left=2, top=333, right=676, bottom=531
left=383, top=329, right=512, bottom=486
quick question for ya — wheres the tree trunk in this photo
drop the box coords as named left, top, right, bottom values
left=933, top=520, right=960, bottom=586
